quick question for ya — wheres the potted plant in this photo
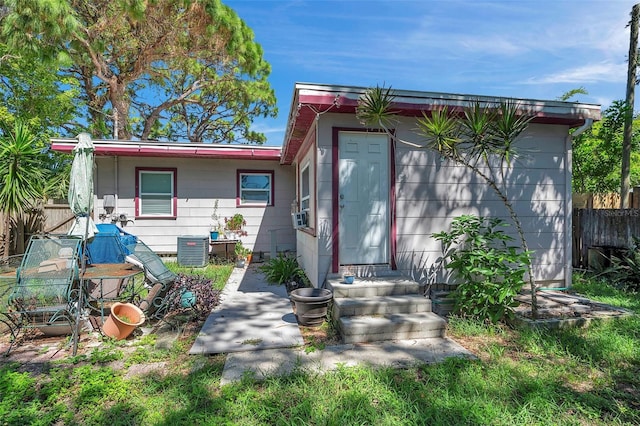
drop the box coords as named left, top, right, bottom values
left=102, top=302, right=145, bottom=340
left=341, top=265, right=355, bottom=284
left=210, top=200, right=222, bottom=240
left=224, top=213, right=248, bottom=239
left=235, top=241, right=251, bottom=268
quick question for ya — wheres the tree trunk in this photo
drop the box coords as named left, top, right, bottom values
left=621, top=3, right=639, bottom=208
left=110, top=82, right=131, bottom=140
left=1, top=212, right=10, bottom=259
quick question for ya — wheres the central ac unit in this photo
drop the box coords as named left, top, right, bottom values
left=177, top=235, right=209, bottom=267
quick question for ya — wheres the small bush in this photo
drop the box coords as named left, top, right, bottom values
left=599, top=236, right=640, bottom=292
left=164, top=274, right=221, bottom=321
left=259, top=254, right=307, bottom=286
left=432, top=215, right=531, bottom=323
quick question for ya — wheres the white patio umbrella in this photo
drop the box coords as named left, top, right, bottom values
left=68, top=133, right=98, bottom=240
left=67, top=132, right=98, bottom=355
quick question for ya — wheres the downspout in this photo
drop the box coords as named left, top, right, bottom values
left=114, top=156, right=119, bottom=218
left=565, top=118, right=593, bottom=288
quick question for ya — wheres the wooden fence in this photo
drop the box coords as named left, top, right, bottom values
left=0, top=203, right=74, bottom=256
left=573, top=189, right=640, bottom=209
left=573, top=209, right=640, bottom=268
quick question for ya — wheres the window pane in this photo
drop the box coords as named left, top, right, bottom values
left=141, top=195, right=171, bottom=215
left=301, top=167, right=309, bottom=198
left=139, top=171, right=173, bottom=216
left=239, top=173, right=272, bottom=205
left=141, top=173, right=171, bottom=193
left=242, top=190, right=270, bottom=203
left=241, top=174, right=270, bottom=190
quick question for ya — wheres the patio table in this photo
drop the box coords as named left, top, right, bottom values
left=82, top=263, right=143, bottom=323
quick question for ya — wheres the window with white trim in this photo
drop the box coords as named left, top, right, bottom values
left=137, top=169, right=176, bottom=217
left=300, top=163, right=310, bottom=212
left=238, top=171, right=273, bottom=206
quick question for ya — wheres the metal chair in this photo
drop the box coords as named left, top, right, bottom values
left=125, top=240, right=177, bottom=319
left=1, top=235, right=82, bottom=354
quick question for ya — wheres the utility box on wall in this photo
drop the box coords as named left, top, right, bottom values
left=177, top=236, right=209, bottom=267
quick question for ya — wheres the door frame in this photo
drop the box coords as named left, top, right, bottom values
left=331, top=127, right=396, bottom=273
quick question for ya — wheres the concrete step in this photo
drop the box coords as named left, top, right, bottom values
left=326, top=278, right=424, bottom=298
left=332, top=294, right=432, bottom=317
left=337, top=312, right=446, bottom=344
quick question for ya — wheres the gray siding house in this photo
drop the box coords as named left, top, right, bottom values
left=280, top=83, right=601, bottom=288
left=52, top=83, right=601, bottom=290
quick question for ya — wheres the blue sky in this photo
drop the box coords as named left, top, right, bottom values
left=225, top=0, right=639, bottom=146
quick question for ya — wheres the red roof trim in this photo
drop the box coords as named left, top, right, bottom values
left=282, top=84, right=602, bottom=164
left=50, top=142, right=281, bottom=161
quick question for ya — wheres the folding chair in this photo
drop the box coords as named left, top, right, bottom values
left=125, top=240, right=177, bottom=319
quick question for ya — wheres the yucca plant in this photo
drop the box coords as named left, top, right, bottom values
left=356, top=84, right=398, bottom=131
left=259, top=254, right=306, bottom=287
left=0, top=121, right=45, bottom=257
left=601, top=236, right=640, bottom=292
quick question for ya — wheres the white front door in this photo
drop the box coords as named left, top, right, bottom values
left=338, top=132, right=389, bottom=265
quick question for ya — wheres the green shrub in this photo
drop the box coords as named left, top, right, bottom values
left=432, top=215, right=531, bottom=323
left=599, top=236, right=640, bottom=292
left=259, top=255, right=306, bottom=286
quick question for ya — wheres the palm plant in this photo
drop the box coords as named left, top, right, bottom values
left=357, top=86, right=538, bottom=318
left=0, top=121, right=45, bottom=257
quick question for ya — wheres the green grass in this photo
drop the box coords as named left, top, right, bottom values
left=1, top=273, right=639, bottom=425
left=165, top=261, right=234, bottom=291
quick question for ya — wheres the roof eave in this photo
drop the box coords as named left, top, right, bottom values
left=280, top=83, right=603, bottom=164
left=50, top=139, right=283, bottom=161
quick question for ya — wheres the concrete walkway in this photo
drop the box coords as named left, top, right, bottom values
left=189, top=265, right=304, bottom=355
left=190, top=264, right=475, bottom=384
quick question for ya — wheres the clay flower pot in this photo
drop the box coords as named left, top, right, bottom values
left=102, top=302, right=145, bottom=340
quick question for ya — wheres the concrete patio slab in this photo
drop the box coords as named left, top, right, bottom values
left=189, top=265, right=304, bottom=355
left=220, top=337, right=475, bottom=385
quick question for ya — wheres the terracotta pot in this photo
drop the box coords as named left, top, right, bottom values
left=102, top=302, right=145, bottom=340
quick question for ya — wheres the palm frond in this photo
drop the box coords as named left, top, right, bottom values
left=490, top=100, right=534, bottom=162
left=0, top=121, right=45, bottom=215
left=416, top=107, right=461, bottom=158
left=356, top=85, right=398, bottom=129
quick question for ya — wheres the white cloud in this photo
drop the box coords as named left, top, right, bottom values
left=526, top=61, right=627, bottom=84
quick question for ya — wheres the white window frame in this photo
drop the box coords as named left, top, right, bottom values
left=237, top=170, right=274, bottom=206
left=136, top=168, right=176, bottom=217
left=300, top=162, right=311, bottom=213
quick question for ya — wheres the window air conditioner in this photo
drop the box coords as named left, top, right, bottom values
left=292, top=211, right=307, bottom=229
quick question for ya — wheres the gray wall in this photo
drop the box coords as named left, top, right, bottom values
left=94, top=156, right=296, bottom=255
left=296, top=113, right=571, bottom=287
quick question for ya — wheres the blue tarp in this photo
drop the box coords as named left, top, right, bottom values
left=96, top=224, right=137, bottom=246
left=86, top=224, right=137, bottom=264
